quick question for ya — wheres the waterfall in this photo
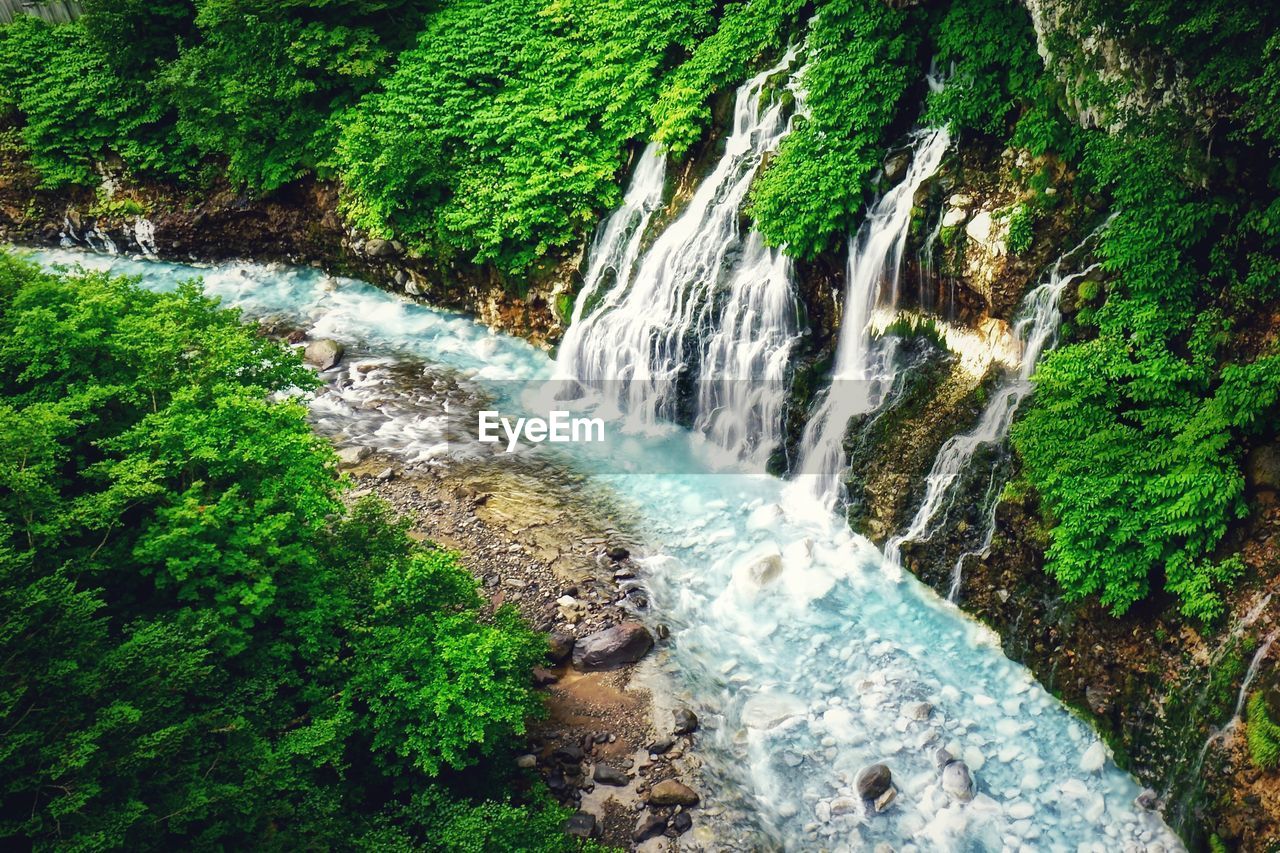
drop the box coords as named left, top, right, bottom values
left=557, top=142, right=667, bottom=339
left=883, top=232, right=1104, bottom=590
left=555, top=49, right=802, bottom=461
left=791, top=127, right=951, bottom=506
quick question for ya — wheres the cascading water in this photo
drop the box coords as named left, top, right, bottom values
left=791, top=127, right=951, bottom=506
left=24, top=245, right=1182, bottom=851
left=883, top=232, right=1104, bottom=595
left=555, top=49, right=802, bottom=461
left=556, top=142, right=667, bottom=340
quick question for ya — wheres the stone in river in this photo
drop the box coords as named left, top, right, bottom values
left=649, top=779, right=699, bottom=806
left=593, top=763, right=629, bottom=786
left=941, top=760, right=974, bottom=802
left=303, top=338, right=344, bottom=370
left=672, top=708, right=699, bottom=735
left=571, top=623, right=653, bottom=671
left=856, top=764, right=893, bottom=800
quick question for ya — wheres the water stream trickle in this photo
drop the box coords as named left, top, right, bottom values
left=883, top=230, right=1106, bottom=595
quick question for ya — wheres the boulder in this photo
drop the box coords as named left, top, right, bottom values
left=633, top=813, right=667, bottom=842
left=532, top=667, right=558, bottom=686
left=874, top=787, right=897, bottom=813
left=304, top=338, right=345, bottom=370
left=571, top=623, right=653, bottom=671
left=671, top=810, right=693, bottom=834
left=593, top=763, right=629, bottom=786
left=561, top=811, right=597, bottom=839
left=515, top=754, right=537, bottom=769
left=335, top=445, right=370, bottom=466
left=941, top=759, right=974, bottom=802
left=607, top=546, right=630, bottom=561
left=365, top=238, right=399, bottom=258
left=884, top=152, right=910, bottom=182
left=856, top=763, right=893, bottom=801
left=941, top=207, right=968, bottom=228
left=649, top=779, right=700, bottom=807
left=648, top=736, right=676, bottom=755
left=546, top=632, right=574, bottom=664
left=672, top=708, right=699, bottom=735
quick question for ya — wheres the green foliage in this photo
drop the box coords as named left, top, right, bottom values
left=1006, top=203, right=1035, bottom=254
left=650, top=0, right=804, bottom=156
left=0, top=253, right=561, bottom=848
left=925, top=0, right=1041, bottom=136
left=1247, top=691, right=1280, bottom=771
left=1012, top=127, right=1280, bottom=620
left=337, top=0, right=711, bottom=271
left=750, top=0, right=923, bottom=257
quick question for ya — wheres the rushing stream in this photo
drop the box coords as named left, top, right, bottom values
left=20, top=242, right=1181, bottom=851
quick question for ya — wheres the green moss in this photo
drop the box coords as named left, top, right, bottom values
left=1247, top=691, right=1280, bottom=770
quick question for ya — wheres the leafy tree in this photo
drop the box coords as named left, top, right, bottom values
left=0, top=253, right=563, bottom=848
left=337, top=0, right=711, bottom=271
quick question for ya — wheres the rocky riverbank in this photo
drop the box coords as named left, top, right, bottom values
left=333, top=448, right=709, bottom=849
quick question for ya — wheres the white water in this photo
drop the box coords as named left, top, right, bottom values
left=884, top=235, right=1104, bottom=595
left=791, top=127, right=951, bottom=507
left=20, top=245, right=1181, bottom=851
left=556, top=50, right=802, bottom=462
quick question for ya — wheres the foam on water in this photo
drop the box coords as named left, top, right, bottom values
left=17, top=245, right=1182, bottom=851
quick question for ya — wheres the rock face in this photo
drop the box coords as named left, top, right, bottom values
left=571, top=623, right=654, bottom=671
left=856, top=764, right=893, bottom=800
left=303, top=338, right=344, bottom=370
left=648, top=779, right=700, bottom=807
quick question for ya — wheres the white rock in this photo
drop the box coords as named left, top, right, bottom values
left=1080, top=741, right=1107, bottom=773
left=942, top=207, right=968, bottom=228
left=1007, top=801, right=1035, bottom=820
left=966, top=210, right=994, bottom=244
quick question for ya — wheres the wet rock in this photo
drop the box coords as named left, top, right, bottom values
left=1080, top=741, right=1107, bottom=772
left=572, top=622, right=654, bottom=671
left=1136, top=788, right=1160, bottom=810
left=335, top=445, right=370, bottom=466
left=649, top=779, right=700, bottom=807
left=884, top=152, right=910, bottom=182
left=874, top=787, right=897, bottom=813
left=546, top=632, right=574, bottom=664
left=941, top=759, right=975, bottom=802
left=304, top=338, right=345, bottom=370
left=933, top=747, right=953, bottom=768
left=633, top=813, right=667, bottom=842
left=856, top=763, right=893, bottom=800
left=830, top=797, right=859, bottom=816
left=607, top=546, right=630, bottom=561
left=593, top=763, right=629, bottom=786
left=532, top=666, right=559, bottom=686
left=648, top=736, right=676, bottom=755
left=374, top=467, right=395, bottom=481
left=561, top=811, right=597, bottom=839
left=902, top=701, right=933, bottom=721
left=671, top=810, right=693, bottom=834
left=673, top=708, right=699, bottom=735
left=365, top=237, right=398, bottom=258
